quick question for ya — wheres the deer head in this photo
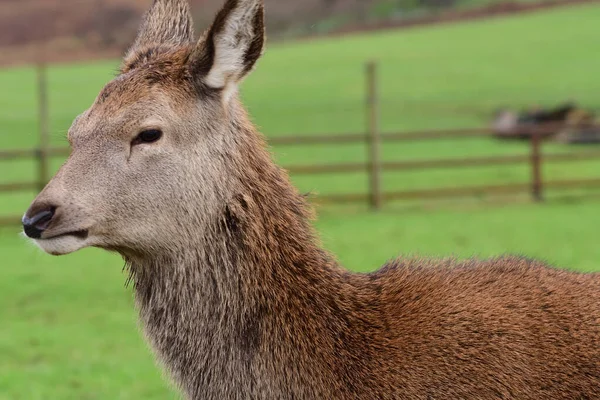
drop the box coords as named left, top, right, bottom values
left=22, top=0, right=266, bottom=258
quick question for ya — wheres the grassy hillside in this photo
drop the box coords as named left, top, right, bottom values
left=1, top=4, right=600, bottom=399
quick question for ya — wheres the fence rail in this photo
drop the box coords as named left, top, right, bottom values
left=2, top=61, right=600, bottom=226
left=268, top=124, right=570, bottom=145
left=286, top=151, right=600, bottom=175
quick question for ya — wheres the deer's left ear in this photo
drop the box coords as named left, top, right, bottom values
left=191, top=0, right=265, bottom=96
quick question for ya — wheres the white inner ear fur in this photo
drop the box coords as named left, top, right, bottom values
left=204, top=1, right=261, bottom=102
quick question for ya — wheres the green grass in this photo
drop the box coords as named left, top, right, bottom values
left=2, top=4, right=600, bottom=399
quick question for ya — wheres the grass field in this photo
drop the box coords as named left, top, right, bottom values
left=2, top=3, right=600, bottom=399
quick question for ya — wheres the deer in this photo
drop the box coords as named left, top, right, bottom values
left=22, top=0, right=600, bottom=399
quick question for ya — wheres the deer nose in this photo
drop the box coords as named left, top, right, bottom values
left=22, top=206, right=56, bottom=239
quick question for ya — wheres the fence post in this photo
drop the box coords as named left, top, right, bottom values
left=531, top=130, right=543, bottom=202
left=37, top=61, right=50, bottom=192
left=366, top=61, right=382, bottom=210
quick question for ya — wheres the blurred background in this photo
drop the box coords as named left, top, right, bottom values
left=1, top=0, right=600, bottom=398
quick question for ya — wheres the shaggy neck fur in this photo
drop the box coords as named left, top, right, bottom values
left=125, top=104, right=378, bottom=399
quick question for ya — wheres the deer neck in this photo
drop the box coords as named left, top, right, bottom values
left=126, top=118, right=353, bottom=398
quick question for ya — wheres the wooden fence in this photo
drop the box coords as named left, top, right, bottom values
left=280, top=129, right=600, bottom=205
left=2, top=62, right=600, bottom=226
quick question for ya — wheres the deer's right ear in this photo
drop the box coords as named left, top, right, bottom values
left=122, top=0, right=194, bottom=72
left=190, top=0, right=265, bottom=98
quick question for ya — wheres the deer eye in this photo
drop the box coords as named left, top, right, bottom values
left=133, top=129, right=163, bottom=145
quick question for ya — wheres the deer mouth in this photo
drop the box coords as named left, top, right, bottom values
left=33, top=229, right=92, bottom=256
left=42, top=229, right=89, bottom=241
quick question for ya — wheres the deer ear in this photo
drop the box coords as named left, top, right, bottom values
left=191, top=0, right=265, bottom=95
left=123, top=0, right=194, bottom=72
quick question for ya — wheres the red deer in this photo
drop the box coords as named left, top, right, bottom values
left=22, top=0, right=600, bottom=398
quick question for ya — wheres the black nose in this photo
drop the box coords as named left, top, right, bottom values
left=22, top=206, right=56, bottom=239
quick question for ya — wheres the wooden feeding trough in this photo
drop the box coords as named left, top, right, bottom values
left=491, top=103, right=600, bottom=144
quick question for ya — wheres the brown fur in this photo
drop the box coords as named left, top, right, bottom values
left=24, top=1, right=600, bottom=399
